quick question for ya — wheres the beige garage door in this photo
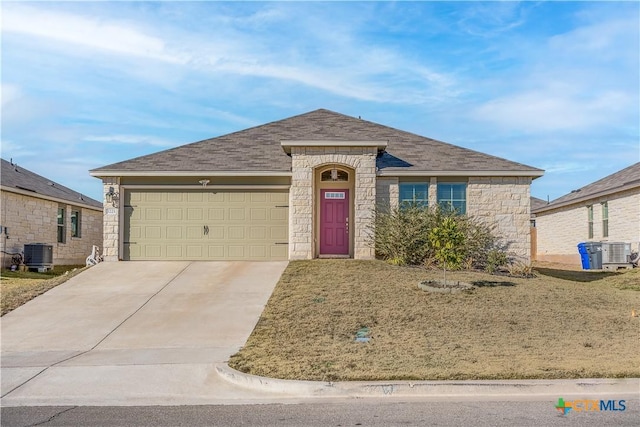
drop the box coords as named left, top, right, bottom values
left=123, top=190, right=289, bottom=260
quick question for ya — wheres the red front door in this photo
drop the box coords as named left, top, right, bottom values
left=320, top=189, right=349, bottom=255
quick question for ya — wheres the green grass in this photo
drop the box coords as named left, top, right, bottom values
left=229, top=260, right=640, bottom=381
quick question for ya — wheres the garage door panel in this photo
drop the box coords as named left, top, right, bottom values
left=270, top=193, right=288, bottom=203
left=187, top=193, right=204, bottom=202
left=186, top=226, right=202, bottom=239
left=167, top=208, right=183, bottom=220
left=145, top=208, right=162, bottom=221
left=186, top=245, right=203, bottom=258
left=166, top=245, right=182, bottom=257
left=124, top=189, right=288, bottom=260
left=250, top=208, right=267, bottom=220
left=251, top=193, right=267, bottom=202
left=208, top=208, right=224, bottom=220
left=250, top=246, right=267, bottom=258
left=145, top=226, right=162, bottom=239
left=270, top=226, right=288, bottom=240
left=229, top=208, right=245, bottom=220
left=229, top=193, right=246, bottom=202
left=249, top=227, right=266, bottom=239
left=167, top=193, right=183, bottom=202
left=208, top=226, right=225, bottom=239
left=271, top=245, right=288, bottom=259
left=146, top=193, right=163, bottom=203
left=187, top=208, right=203, bottom=220
left=208, top=193, right=225, bottom=202
left=167, top=226, right=182, bottom=239
left=208, top=246, right=224, bottom=258
left=228, top=246, right=245, bottom=257
left=228, top=226, right=245, bottom=239
left=270, top=208, right=287, bottom=221
left=144, top=245, right=162, bottom=258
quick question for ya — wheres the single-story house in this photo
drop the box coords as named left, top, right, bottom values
left=532, top=162, right=640, bottom=265
left=90, top=109, right=543, bottom=262
left=0, top=158, right=103, bottom=267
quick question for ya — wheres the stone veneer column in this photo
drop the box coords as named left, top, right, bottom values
left=289, top=147, right=314, bottom=259
left=289, top=146, right=377, bottom=260
left=467, top=176, right=532, bottom=262
left=428, top=177, right=438, bottom=206
left=375, top=177, right=399, bottom=210
left=102, top=177, right=120, bottom=261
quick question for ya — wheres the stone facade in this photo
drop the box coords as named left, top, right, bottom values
left=375, top=177, right=399, bottom=210
left=289, top=146, right=377, bottom=260
left=98, top=171, right=535, bottom=262
left=535, top=187, right=640, bottom=264
left=374, top=176, right=533, bottom=262
left=467, top=177, right=532, bottom=261
left=102, top=178, right=120, bottom=261
left=0, top=190, right=103, bottom=267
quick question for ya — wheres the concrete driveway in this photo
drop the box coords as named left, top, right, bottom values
left=1, top=261, right=288, bottom=406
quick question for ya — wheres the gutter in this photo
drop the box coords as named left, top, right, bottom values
left=90, top=170, right=292, bottom=178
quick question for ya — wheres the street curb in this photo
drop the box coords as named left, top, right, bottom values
left=216, top=365, right=640, bottom=398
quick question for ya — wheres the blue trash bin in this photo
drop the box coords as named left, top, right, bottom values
left=577, top=243, right=590, bottom=270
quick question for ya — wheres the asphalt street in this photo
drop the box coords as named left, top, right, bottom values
left=2, top=399, right=639, bottom=427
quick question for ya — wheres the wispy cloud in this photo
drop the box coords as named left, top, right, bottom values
left=1, top=2, right=637, bottom=202
left=2, top=5, right=186, bottom=64
left=84, top=135, right=176, bottom=147
left=1, top=3, right=458, bottom=105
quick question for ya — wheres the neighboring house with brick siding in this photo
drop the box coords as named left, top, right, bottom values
left=0, top=158, right=103, bottom=268
left=90, top=109, right=543, bottom=263
left=532, top=162, right=640, bottom=265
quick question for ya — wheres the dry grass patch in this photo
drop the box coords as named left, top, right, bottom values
left=229, top=260, right=640, bottom=381
left=1, top=266, right=86, bottom=316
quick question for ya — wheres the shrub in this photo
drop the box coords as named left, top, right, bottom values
left=371, top=204, right=432, bottom=266
left=486, top=249, right=508, bottom=274
left=429, top=216, right=465, bottom=283
left=371, top=204, right=506, bottom=269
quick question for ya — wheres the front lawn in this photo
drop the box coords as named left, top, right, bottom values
left=229, top=260, right=640, bottom=381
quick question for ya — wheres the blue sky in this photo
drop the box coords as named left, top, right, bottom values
left=2, top=1, right=639, bottom=203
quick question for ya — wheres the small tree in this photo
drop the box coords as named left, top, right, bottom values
left=428, top=216, right=465, bottom=284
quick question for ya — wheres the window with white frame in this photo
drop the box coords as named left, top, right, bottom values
left=601, top=202, right=608, bottom=238
left=71, top=209, right=81, bottom=238
left=57, top=207, right=66, bottom=243
left=437, top=183, right=467, bottom=214
left=587, top=205, right=594, bottom=239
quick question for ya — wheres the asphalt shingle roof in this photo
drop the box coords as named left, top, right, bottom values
left=530, top=196, right=549, bottom=212
left=533, top=162, right=640, bottom=213
left=1, top=158, right=102, bottom=209
left=91, top=109, right=543, bottom=175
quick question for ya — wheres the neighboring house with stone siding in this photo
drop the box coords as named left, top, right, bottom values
left=90, top=109, right=543, bottom=263
left=533, top=162, right=640, bottom=265
left=0, top=158, right=103, bottom=268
